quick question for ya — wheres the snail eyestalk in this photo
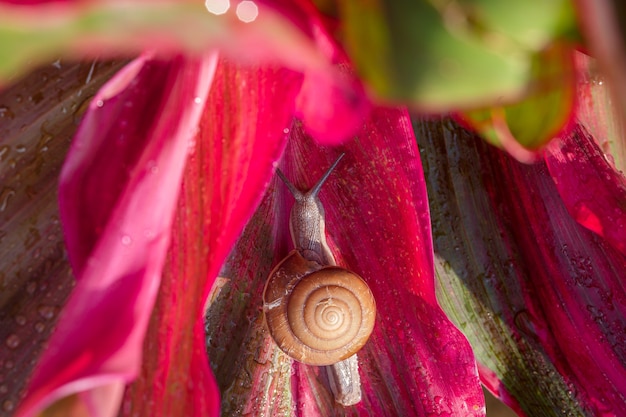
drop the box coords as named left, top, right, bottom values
left=264, top=154, right=375, bottom=406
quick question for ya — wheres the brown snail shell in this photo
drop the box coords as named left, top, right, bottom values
left=263, top=250, right=376, bottom=366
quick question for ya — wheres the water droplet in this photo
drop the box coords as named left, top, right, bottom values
left=2, top=399, right=14, bottom=412
left=0, top=187, right=16, bottom=212
left=121, top=235, right=132, bottom=246
left=24, top=227, right=41, bottom=249
left=34, top=322, right=45, bottom=333
left=0, top=145, right=9, bottom=160
left=514, top=309, right=541, bottom=341
left=51, top=59, right=62, bottom=69
left=0, top=105, right=14, bottom=119
left=38, top=305, right=56, bottom=320
left=37, top=134, right=53, bottom=153
left=29, top=92, right=44, bottom=104
left=84, top=59, right=97, bottom=84
left=194, top=96, right=202, bottom=104
left=187, top=138, right=197, bottom=155
left=5, top=334, right=20, bottom=349
left=26, top=281, right=37, bottom=294
left=146, top=160, right=159, bottom=174
left=14, top=315, right=26, bottom=326
left=283, top=128, right=290, bottom=134
left=96, top=99, right=104, bottom=107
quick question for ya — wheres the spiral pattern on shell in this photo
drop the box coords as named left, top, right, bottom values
left=263, top=251, right=376, bottom=366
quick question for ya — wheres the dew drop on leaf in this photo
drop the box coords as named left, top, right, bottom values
left=4, top=335, right=19, bottom=349
left=0, top=187, right=16, bottom=212
left=37, top=305, right=56, bottom=320
left=2, top=400, right=14, bottom=412
left=147, top=160, right=159, bottom=174
left=0, top=105, right=14, bottom=119
left=25, top=282, right=37, bottom=294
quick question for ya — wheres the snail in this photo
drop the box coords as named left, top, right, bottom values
left=262, top=154, right=376, bottom=406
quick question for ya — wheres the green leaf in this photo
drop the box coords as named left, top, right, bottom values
left=467, top=0, right=579, bottom=48
left=457, top=43, right=576, bottom=157
left=340, top=0, right=578, bottom=110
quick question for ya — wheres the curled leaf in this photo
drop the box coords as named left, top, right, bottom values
left=17, top=53, right=217, bottom=417
left=120, top=59, right=303, bottom=417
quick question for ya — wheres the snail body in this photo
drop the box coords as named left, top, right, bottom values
left=262, top=154, right=376, bottom=405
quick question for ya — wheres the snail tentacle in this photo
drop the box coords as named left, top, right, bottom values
left=263, top=154, right=375, bottom=406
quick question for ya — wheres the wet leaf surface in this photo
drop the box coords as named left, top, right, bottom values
left=0, top=59, right=124, bottom=417
left=416, top=116, right=626, bottom=416
left=207, top=109, right=485, bottom=416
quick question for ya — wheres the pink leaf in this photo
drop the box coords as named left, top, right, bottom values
left=295, top=68, right=371, bottom=145
left=119, top=59, right=304, bottom=417
left=545, top=124, right=626, bottom=256
left=16, top=52, right=218, bottom=417
left=288, top=109, right=483, bottom=416
left=263, top=0, right=372, bottom=144
left=208, top=108, right=485, bottom=416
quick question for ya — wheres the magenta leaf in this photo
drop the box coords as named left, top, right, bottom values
left=16, top=53, right=218, bottom=417
left=119, top=59, right=304, bottom=417
left=258, top=0, right=372, bottom=144
left=416, top=116, right=626, bottom=415
left=545, top=125, right=626, bottom=256
left=207, top=108, right=485, bottom=416
left=295, top=68, right=371, bottom=145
